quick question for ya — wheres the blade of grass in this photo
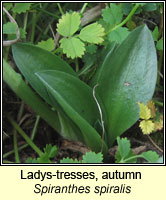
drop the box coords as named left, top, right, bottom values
left=6, top=114, right=43, bottom=157
left=3, top=115, right=40, bottom=159
left=13, top=129, right=20, bottom=163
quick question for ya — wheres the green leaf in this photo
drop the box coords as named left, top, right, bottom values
left=143, top=3, right=157, bottom=11
left=85, top=45, right=97, bottom=54
left=152, top=26, right=159, bottom=41
left=102, top=4, right=123, bottom=28
left=122, top=3, right=133, bottom=15
left=141, top=151, right=159, bottom=163
left=35, top=70, right=108, bottom=153
left=37, top=38, right=55, bottom=51
left=3, top=3, right=13, bottom=11
left=37, top=153, right=52, bottom=163
left=12, top=3, right=32, bottom=13
left=58, top=111, right=84, bottom=142
left=79, top=23, right=105, bottom=44
left=3, top=59, right=61, bottom=134
left=157, top=156, right=163, bottom=163
left=60, top=37, right=85, bottom=58
left=82, top=152, right=103, bottom=163
left=60, top=158, right=80, bottom=163
left=96, top=25, right=157, bottom=146
left=12, top=43, right=77, bottom=108
left=156, top=38, right=163, bottom=50
left=108, top=27, right=130, bottom=43
left=116, top=137, right=131, bottom=158
left=20, top=28, right=27, bottom=39
left=3, top=22, right=17, bottom=34
left=57, top=12, right=81, bottom=37
left=44, top=144, right=58, bottom=159
left=25, top=157, right=37, bottom=163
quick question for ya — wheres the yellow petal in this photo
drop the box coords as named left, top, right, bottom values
left=139, top=120, right=154, bottom=135
left=138, top=102, right=151, bottom=120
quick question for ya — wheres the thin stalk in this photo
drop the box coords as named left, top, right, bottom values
left=31, top=115, right=40, bottom=140
left=57, top=3, right=64, bottom=15
left=30, top=11, right=37, bottom=43
left=6, top=114, right=43, bottom=157
left=75, top=58, right=79, bottom=72
left=80, top=3, right=88, bottom=16
left=153, top=99, right=163, bottom=107
left=106, top=4, right=139, bottom=35
left=120, top=155, right=142, bottom=163
left=3, top=114, right=40, bottom=159
left=157, top=50, right=163, bottom=86
left=23, top=12, right=28, bottom=31
left=13, top=129, right=20, bottom=163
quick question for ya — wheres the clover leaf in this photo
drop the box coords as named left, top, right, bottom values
left=60, top=37, right=85, bottom=59
left=79, top=23, right=105, bottom=44
left=57, top=12, right=81, bottom=37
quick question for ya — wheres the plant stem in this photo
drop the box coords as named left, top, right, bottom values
left=3, top=115, right=40, bottom=159
left=106, top=4, right=139, bottom=35
left=13, top=129, right=20, bottom=163
left=120, top=155, right=141, bottom=163
left=30, top=11, right=37, bottom=43
left=57, top=3, right=64, bottom=15
left=147, top=135, right=163, bottom=153
left=6, top=114, right=43, bottom=157
left=80, top=3, right=88, bottom=16
left=75, top=58, right=79, bottom=72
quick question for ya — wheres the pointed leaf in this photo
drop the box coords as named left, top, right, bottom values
left=35, top=70, right=108, bottom=153
left=96, top=25, right=157, bottom=146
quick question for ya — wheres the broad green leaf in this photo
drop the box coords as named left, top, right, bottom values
left=12, top=3, right=32, bottom=13
left=35, top=70, right=108, bottom=153
left=82, top=152, right=103, bottom=163
left=3, top=22, right=17, bottom=34
left=102, top=4, right=123, bottom=28
left=60, top=37, right=85, bottom=58
left=57, top=12, right=81, bottom=37
left=141, top=151, right=159, bottom=163
left=108, top=27, right=130, bottom=43
left=58, top=111, right=84, bottom=142
left=3, top=59, right=60, bottom=133
left=37, top=38, right=55, bottom=51
left=79, top=23, right=105, bottom=44
left=96, top=25, right=157, bottom=146
left=12, top=43, right=77, bottom=107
